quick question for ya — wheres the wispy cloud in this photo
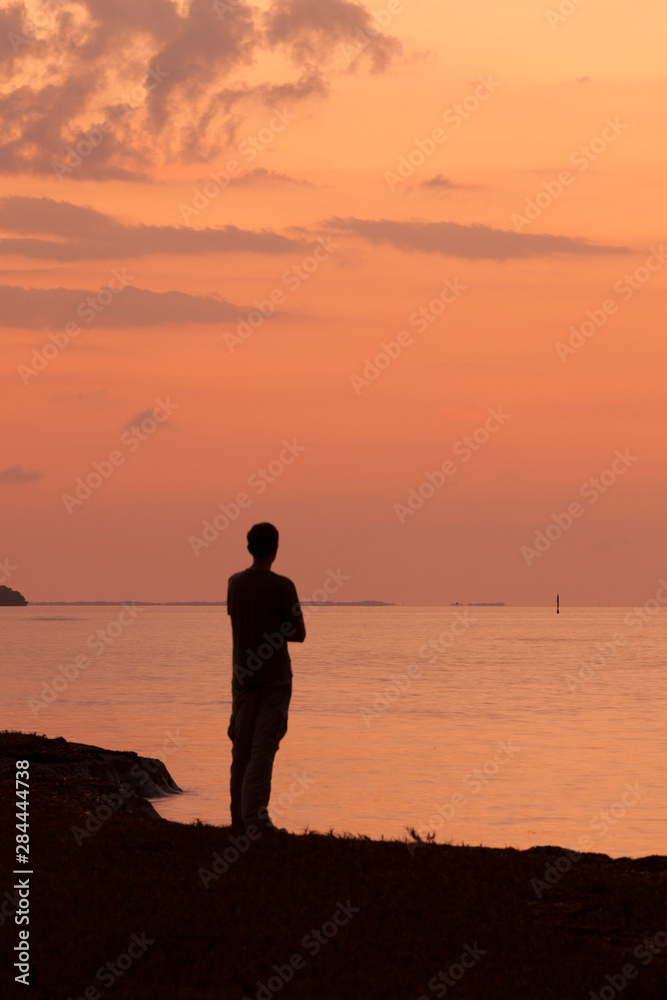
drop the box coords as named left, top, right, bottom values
left=263, top=0, right=402, bottom=71
left=419, top=174, right=465, bottom=189
left=0, top=0, right=402, bottom=179
left=122, top=407, right=172, bottom=432
left=0, top=284, right=241, bottom=327
left=325, top=217, right=631, bottom=260
left=0, top=464, right=44, bottom=484
left=0, top=197, right=310, bottom=261
left=229, top=167, right=315, bottom=187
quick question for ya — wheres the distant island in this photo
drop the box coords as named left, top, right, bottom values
left=30, top=600, right=396, bottom=607
left=0, top=585, right=27, bottom=606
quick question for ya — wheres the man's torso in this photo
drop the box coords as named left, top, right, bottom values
left=227, top=569, right=301, bottom=689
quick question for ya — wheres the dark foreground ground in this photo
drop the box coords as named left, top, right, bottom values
left=1, top=732, right=667, bottom=999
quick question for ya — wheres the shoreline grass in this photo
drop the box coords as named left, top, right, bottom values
left=1, top=731, right=667, bottom=998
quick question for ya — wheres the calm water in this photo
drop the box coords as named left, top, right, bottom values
left=1, top=605, right=665, bottom=857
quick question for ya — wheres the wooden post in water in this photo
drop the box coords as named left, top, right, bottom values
left=556, top=593, right=560, bottom=614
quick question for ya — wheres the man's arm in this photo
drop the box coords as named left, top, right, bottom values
left=290, top=607, right=306, bottom=643
left=287, top=583, right=306, bottom=643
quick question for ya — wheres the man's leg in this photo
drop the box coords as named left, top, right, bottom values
left=241, top=682, right=292, bottom=827
left=228, top=686, right=260, bottom=827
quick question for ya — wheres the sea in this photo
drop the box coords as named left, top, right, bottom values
left=2, top=605, right=665, bottom=858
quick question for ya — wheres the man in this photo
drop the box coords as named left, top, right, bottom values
left=227, top=522, right=306, bottom=832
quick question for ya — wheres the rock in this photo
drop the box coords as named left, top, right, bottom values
left=0, top=733, right=182, bottom=802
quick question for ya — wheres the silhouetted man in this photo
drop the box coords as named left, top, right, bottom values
left=227, top=522, right=306, bottom=832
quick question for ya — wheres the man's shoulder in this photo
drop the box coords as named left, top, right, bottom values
left=227, top=569, right=295, bottom=589
left=227, top=570, right=248, bottom=591
left=269, top=571, right=297, bottom=591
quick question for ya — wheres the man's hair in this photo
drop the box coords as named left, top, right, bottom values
left=247, top=522, right=279, bottom=559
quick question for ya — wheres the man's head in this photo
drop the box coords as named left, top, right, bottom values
left=247, top=522, right=279, bottom=561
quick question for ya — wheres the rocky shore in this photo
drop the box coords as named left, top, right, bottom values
left=1, top=730, right=666, bottom=999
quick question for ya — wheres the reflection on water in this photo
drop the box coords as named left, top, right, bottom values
left=2, top=605, right=665, bottom=857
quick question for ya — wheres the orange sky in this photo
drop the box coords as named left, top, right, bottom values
left=2, top=0, right=665, bottom=605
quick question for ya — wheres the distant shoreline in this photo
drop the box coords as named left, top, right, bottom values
left=27, top=600, right=397, bottom=607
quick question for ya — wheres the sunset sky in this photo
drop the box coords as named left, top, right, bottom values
left=2, top=0, right=665, bottom=605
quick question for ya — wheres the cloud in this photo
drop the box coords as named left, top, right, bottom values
left=0, top=197, right=310, bottom=260
left=409, top=174, right=473, bottom=198
left=263, top=0, right=402, bottom=71
left=229, top=167, right=315, bottom=187
left=0, top=0, right=402, bottom=179
left=122, top=407, right=172, bottom=432
left=419, top=175, right=463, bottom=189
left=0, top=284, right=242, bottom=327
left=325, top=217, right=631, bottom=260
left=0, top=464, right=44, bottom=484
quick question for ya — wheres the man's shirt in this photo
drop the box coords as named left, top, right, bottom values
left=227, top=569, right=304, bottom=689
